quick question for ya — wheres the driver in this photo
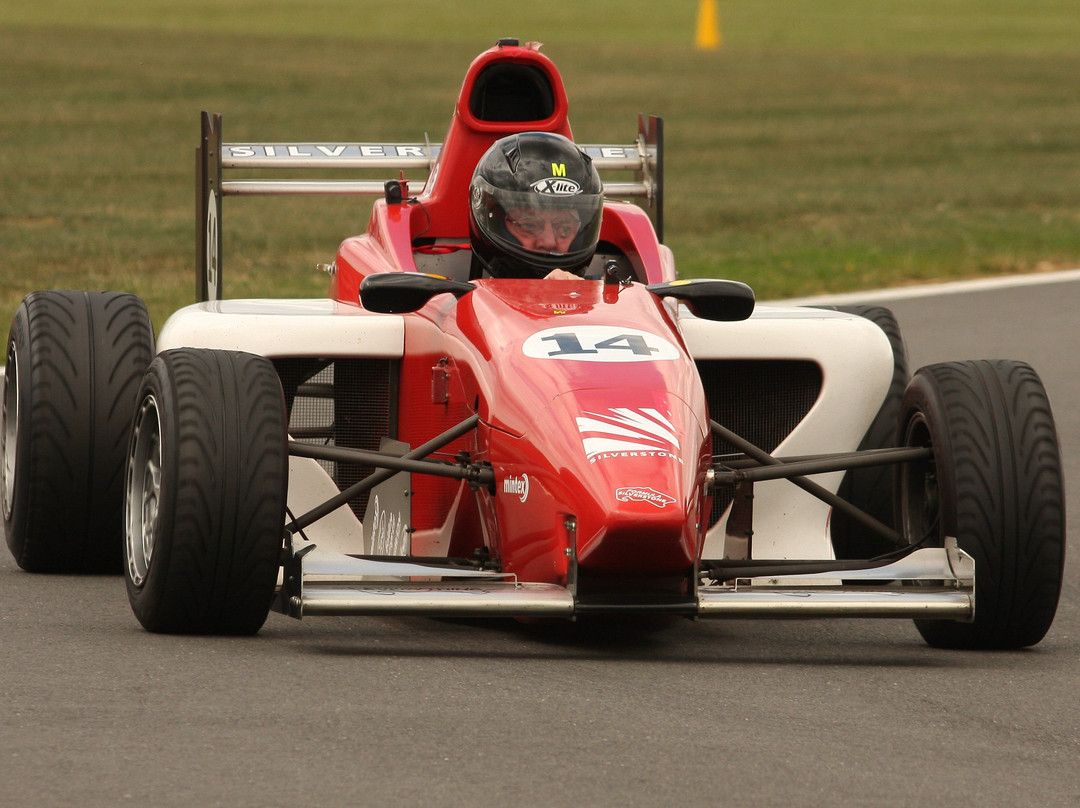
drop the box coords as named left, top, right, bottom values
left=469, top=131, right=604, bottom=279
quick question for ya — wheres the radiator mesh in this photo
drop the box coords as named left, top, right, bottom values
left=275, top=358, right=394, bottom=519
left=697, top=360, right=823, bottom=526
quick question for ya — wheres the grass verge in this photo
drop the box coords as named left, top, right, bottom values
left=1, top=8, right=1078, bottom=331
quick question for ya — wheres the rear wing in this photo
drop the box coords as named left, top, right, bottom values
left=195, top=111, right=663, bottom=301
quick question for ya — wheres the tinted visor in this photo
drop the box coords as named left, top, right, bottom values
left=474, top=180, right=603, bottom=266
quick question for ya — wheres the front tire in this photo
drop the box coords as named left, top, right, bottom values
left=897, top=360, right=1065, bottom=649
left=124, top=348, right=288, bottom=635
left=3, top=291, right=154, bottom=572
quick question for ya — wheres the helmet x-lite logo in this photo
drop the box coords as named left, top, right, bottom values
left=531, top=173, right=582, bottom=195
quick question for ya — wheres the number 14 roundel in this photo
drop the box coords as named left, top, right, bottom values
left=522, top=325, right=681, bottom=363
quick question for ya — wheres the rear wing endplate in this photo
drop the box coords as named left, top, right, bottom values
left=196, top=112, right=662, bottom=301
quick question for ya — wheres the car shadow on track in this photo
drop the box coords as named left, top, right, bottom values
left=272, top=613, right=1029, bottom=668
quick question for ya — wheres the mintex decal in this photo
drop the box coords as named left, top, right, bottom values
left=577, top=408, right=682, bottom=464
left=502, top=473, right=530, bottom=503
left=522, top=326, right=680, bottom=363
left=615, top=487, right=677, bottom=509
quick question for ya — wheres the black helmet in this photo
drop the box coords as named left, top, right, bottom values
left=469, top=132, right=603, bottom=278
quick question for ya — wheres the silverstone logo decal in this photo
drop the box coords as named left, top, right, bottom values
left=615, top=487, right=677, bottom=509
left=222, top=144, right=635, bottom=162
left=576, top=408, right=682, bottom=464
left=225, top=144, right=438, bottom=159
left=522, top=326, right=680, bottom=363
left=502, top=473, right=530, bottom=503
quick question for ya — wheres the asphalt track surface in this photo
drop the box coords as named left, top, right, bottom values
left=3, top=274, right=1079, bottom=808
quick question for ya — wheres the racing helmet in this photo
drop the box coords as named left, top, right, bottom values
left=469, top=132, right=604, bottom=278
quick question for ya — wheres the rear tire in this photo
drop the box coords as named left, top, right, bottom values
left=124, top=348, right=288, bottom=635
left=897, top=360, right=1065, bottom=649
left=3, top=291, right=154, bottom=572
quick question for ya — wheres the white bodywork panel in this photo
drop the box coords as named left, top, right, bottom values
left=286, top=456, right=365, bottom=555
left=157, top=299, right=405, bottom=357
left=681, top=305, right=895, bottom=560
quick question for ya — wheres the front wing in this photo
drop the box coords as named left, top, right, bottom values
left=274, top=536, right=974, bottom=621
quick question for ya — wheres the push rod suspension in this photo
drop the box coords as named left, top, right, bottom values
left=287, top=414, right=483, bottom=533
left=710, top=420, right=904, bottom=547
left=289, top=441, right=494, bottom=484
left=712, top=447, right=932, bottom=484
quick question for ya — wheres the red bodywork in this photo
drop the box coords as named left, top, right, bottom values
left=331, top=43, right=706, bottom=598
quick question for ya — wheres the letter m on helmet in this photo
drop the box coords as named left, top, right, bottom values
left=551, top=162, right=567, bottom=177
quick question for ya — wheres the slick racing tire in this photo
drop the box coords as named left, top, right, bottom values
left=124, top=348, right=288, bottom=635
left=818, top=305, right=909, bottom=559
left=897, top=360, right=1065, bottom=649
left=3, top=291, right=154, bottom=573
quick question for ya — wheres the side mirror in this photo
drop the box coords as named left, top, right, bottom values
left=360, top=273, right=475, bottom=313
left=646, top=279, right=755, bottom=321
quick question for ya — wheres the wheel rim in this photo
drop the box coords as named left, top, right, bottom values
left=126, top=393, right=162, bottom=587
left=2, top=345, right=18, bottom=522
left=898, top=413, right=939, bottom=545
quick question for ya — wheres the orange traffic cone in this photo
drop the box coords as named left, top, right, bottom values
left=696, top=0, right=722, bottom=50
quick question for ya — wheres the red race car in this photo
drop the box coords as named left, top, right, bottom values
left=3, top=40, right=1065, bottom=649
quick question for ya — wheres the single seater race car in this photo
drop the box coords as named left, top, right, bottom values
left=2, top=39, right=1066, bottom=649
